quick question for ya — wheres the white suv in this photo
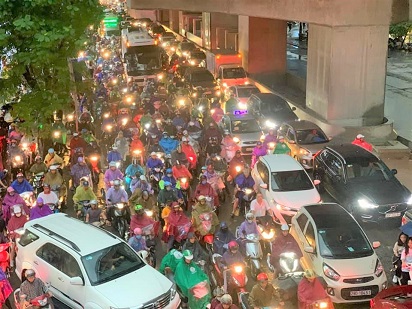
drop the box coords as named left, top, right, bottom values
left=16, top=214, right=180, bottom=309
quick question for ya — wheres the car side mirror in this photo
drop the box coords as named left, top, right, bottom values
left=372, top=241, right=381, bottom=249
left=328, top=136, right=333, bottom=141
left=260, top=183, right=268, bottom=190
left=69, top=276, right=84, bottom=286
left=304, top=245, right=314, bottom=254
left=313, top=179, right=321, bottom=186
left=288, top=140, right=295, bottom=144
left=291, top=107, right=297, bottom=111
left=391, top=169, right=398, bottom=175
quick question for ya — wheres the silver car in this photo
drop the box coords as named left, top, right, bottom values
left=277, top=120, right=330, bottom=169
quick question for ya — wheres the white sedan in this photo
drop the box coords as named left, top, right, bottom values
left=252, top=154, right=321, bottom=224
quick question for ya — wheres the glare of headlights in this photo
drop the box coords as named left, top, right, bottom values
left=91, top=156, right=98, bottom=161
left=179, top=99, right=185, bottom=105
left=181, top=178, right=187, bottom=183
left=234, top=265, right=243, bottom=273
left=233, top=137, right=240, bottom=143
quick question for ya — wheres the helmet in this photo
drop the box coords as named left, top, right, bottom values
left=257, top=272, right=268, bottom=281
left=109, top=161, right=117, bottom=167
left=16, top=173, right=24, bottom=178
left=246, top=212, right=255, bottom=220
left=139, top=175, right=147, bottom=181
left=35, top=156, right=42, bottom=161
left=113, top=179, right=121, bottom=186
left=42, top=183, right=50, bottom=188
left=220, top=294, right=233, bottom=305
left=134, top=204, right=143, bottom=211
left=13, top=205, right=22, bottom=214
left=82, top=180, right=89, bottom=187
left=166, top=168, right=172, bottom=174
left=220, top=221, right=228, bottom=230
left=49, top=165, right=58, bottom=171
left=25, top=269, right=36, bottom=277
left=37, top=197, right=44, bottom=204
left=6, top=187, right=14, bottom=193
left=182, top=136, right=188, bottom=142
left=182, top=249, right=193, bottom=260
left=90, top=200, right=98, bottom=205
left=281, top=224, right=289, bottom=231
left=133, top=227, right=142, bottom=235
left=198, top=195, right=206, bottom=201
left=228, top=241, right=238, bottom=250
left=48, top=148, right=55, bottom=154
left=199, top=174, right=207, bottom=181
left=164, top=181, right=172, bottom=187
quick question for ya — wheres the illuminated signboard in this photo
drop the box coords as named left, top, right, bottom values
left=233, top=110, right=248, bottom=116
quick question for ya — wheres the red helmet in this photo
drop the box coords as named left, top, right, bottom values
left=228, top=241, right=238, bottom=250
left=257, top=272, right=268, bottom=281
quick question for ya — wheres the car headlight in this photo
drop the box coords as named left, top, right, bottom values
left=323, top=263, right=340, bottom=281
left=407, top=195, right=412, bottom=206
left=170, top=282, right=177, bottom=299
left=276, top=203, right=291, bottom=212
left=374, top=259, right=384, bottom=277
left=358, top=198, right=379, bottom=209
left=265, top=120, right=276, bottom=128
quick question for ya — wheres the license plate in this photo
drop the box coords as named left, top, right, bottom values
left=350, top=290, right=371, bottom=297
left=246, top=148, right=254, bottom=152
left=386, top=212, right=401, bottom=218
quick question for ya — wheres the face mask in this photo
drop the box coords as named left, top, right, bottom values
left=247, top=220, right=253, bottom=223
left=201, top=180, right=207, bottom=185
left=15, top=213, right=22, bottom=218
left=166, top=187, right=171, bottom=191
left=167, top=174, right=172, bottom=177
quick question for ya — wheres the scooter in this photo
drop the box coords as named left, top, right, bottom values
left=178, top=177, right=191, bottom=210
left=108, top=202, right=129, bottom=240
left=14, top=290, right=52, bottom=309
left=149, top=167, right=163, bottom=194
left=240, top=188, right=256, bottom=216
left=239, top=232, right=263, bottom=280
left=31, top=172, right=44, bottom=195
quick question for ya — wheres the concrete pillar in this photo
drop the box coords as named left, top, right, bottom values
left=209, top=13, right=238, bottom=49
left=202, top=12, right=211, bottom=49
left=169, top=10, right=179, bottom=32
left=306, top=24, right=388, bottom=126
left=238, top=16, right=287, bottom=76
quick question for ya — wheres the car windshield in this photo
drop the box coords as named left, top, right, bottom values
left=236, top=87, right=260, bottom=98
left=191, top=71, right=214, bottom=82
left=81, top=243, right=145, bottom=286
left=261, top=97, right=291, bottom=114
left=317, top=221, right=373, bottom=259
left=271, top=170, right=313, bottom=191
left=231, top=119, right=261, bottom=134
left=345, top=159, right=391, bottom=182
left=222, top=67, right=247, bottom=79
left=296, top=129, right=328, bottom=145
left=181, top=43, right=196, bottom=51
left=191, top=52, right=206, bottom=59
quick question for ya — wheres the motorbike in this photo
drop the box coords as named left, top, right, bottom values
left=308, top=299, right=334, bottom=309
left=240, top=233, right=263, bottom=280
left=240, top=188, right=256, bottom=216
left=47, top=203, right=60, bottom=214
left=0, top=243, right=11, bottom=275
left=108, top=202, right=129, bottom=240
left=149, top=167, right=163, bottom=194
left=267, top=142, right=276, bottom=155
left=51, top=184, right=66, bottom=211
left=89, top=155, right=101, bottom=185
left=76, top=200, right=91, bottom=221
left=10, top=153, right=25, bottom=180
left=51, top=130, right=66, bottom=156
left=267, top=251, right=302, bottom=277
left=178, top=177, right=190, bottom=210
left=14, top=290, right=52, bottom=309
left=207, top=171, right=226, bottom=203
left=31, top=172, right=44, bottom=195
left=20, top=191, right=35, bottom=209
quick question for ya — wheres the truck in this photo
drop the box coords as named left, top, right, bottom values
left=205, top=50, right=249, bottom=90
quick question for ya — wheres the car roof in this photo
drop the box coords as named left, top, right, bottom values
left=162, top=32, right=175, bottom=37
left=302, top=203, right=355, bottom=229
left=25, top=214, right=120, bottom=256
left=283, top=120, right=322, bottom=131
left=260, top=154, right=304, bottom=171
left=252, top=93, right=285, bottom=101
left=325, top=143, right=378, bottom=163
left=231, top=85, right=259, bottom=90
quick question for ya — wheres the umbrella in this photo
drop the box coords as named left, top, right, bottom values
left=400, top=222, right=412, bottom=236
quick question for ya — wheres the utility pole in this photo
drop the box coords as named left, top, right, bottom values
left=67, top=57, right=80, bottom=133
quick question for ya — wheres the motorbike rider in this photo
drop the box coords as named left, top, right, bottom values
left=263, top=127, right=278, bottom=149
left=114, top=131, right=129, bottom=161
left=129, top=134, right=145, bottom=157
left=393, top=232, right=408, bottom=284
left=192, top=195, right=219, bottom=236
left=163, top=202, right=192, bottom=250
left=7, top=139, right=26, bottom=175
left=194, top=175, right=219, bottom=207
left=181, top=136, right=197, bottom=169
left=298, top=269, right=329, bottom=309
left=159, top=249, right=184, bottom=281
left=130, top=204, right=158, bottom=237
left=352, top=133, right=373, bottom=152
left=135, top=190, right=158, bottom=217
left=157, top=181, right=179, bottom=207
left=172, top=110, right=186, bottom=129
left=7, top=205, right=27, bottom=268
left=19, top=269, right=53, bottom=309
left=30, top=197, right=53, bottom=220
left=69, top=133, right=88, bottom=161
left=73, top=180, right=97, bottom=217
left=11, top=172, right=33, bottom=194
left=250, top=193, right=271, bottom=218
left=270, top=224, right=302, bottom=276
left=125, top=158, right=144, bottom=185
left=228, top=150, right=245, bottom=182
left=221, top=131, right=240, bottom=163
left=147, top=137, right=164, bottom=154
left=249, top=272, right=284, bottom=309
left=251, top=141, right=267, bottom=168
left=273, top=136, right=291, bottom=155
left=29, top=156, right=48, bottom=175
left=106, top=179, right=128, bottom=204
left=215, top=294, right=239, bottom=309
left=128, top=227, right=148, bottom=252
left=225, top=93, right=238, bottom=113
left=43, top=165, right=66, bottom=201
left=171, top=144, right=188, bottom=167
left=205, top=154, right=228, bottom=173
left=104, top=161, right=124, bottom=190
left=159, top=132, right=179, bottom=155
left=70, top=156, right=91, bottom=189
left=85, top=200, right=107, bottom=224
left=44, top=148, right=64, bottom=169
left=37, top=183, right=59, bottom=206
left=239, top=212, right=260, bottom=237
left=214, top=222, right=236, bottom=255
left=231, top=166, right=255, bottom=217
left=2, top=187, right=28, bottom=222
left=172, top=161, right=192, bottom=182
left=107, top=145, right=122, bottom=164
left=130, top=175, right=153, bottom=195
left=174, top=249, right=211, bottom=309
left=161, top=168, right=177, bottom=188
left=221, top=241, right=245, bottom=270
left=203, top=122, right=223, bottom=147
left=164, top=118, right=177, bottom=137
left=183, top=232, right=209, bottom=262
left=211, top=103, right=225, bottom=126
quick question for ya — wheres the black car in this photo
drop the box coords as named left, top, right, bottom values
left=183, top=67, right=219, bottom=98
left=313, top=143, right=412, bottom=223
left=188, top=49, right=206, bottom=67
left=247, top=93, right=298, bottom=130
left=176, top=41, right=197, bottom=58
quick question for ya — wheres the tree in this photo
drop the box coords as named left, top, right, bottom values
left=0, top=0, right=104, bottom=137
left=389, top=21, right=412, bottom=46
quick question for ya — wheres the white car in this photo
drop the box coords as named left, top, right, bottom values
left=252, top=154, right=321, bottom=224
left=16, top=214, right=180, bottom=309
left=290, top=203, right=387, bottom=303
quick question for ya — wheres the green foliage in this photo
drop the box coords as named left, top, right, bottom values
left=389, top=21, right=412, bottom=40
left=0, top=0, right=104, bottom=137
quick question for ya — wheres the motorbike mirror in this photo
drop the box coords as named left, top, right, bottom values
left=304, top=245, right=314, bottom=254
left=259, top=183, right=268, bottom=190
left=391, top=169, right=398, bottom=175
left=291, top=107, right=297, bottom=111
left=313, top=179, right=321, bottom=186
left=69, top=276, right=84, bottom=286
left=372, top=241, right=381, bottom=249
left=288, top=140, right=295, bottom=144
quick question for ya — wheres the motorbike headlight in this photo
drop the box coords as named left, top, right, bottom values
left=122, top=88, right=128, bottom=93
left=145, top=210, right=153, bottom=217
left=222, top=82, right=228, bottom=88
left=104, top=113, right=110, bottom=119
left=179, top=99, right=185, bottom=106
left=216, top=90, right=221, bottom=96
left=157, top=73, right=164, bottom=80
left=323, top=263, right=340, bottom=281
left=22, top=143, right=28, bottom=149
left=235, top=166, right=241, bottom=173
left=116, top=203, right=124, bottom=209
left=126, top=96, right=132, bottom=103
left=262, top=229, right=275, bottom=240
left=260, top=134, right=266, bottom=141
left=374, top=259, right=384, bottom=277
left=233, top=137, right=240, bottom=144
left=244, top=188, right=253, bottom=195
left=91, top=156, right=98, bottom=161
left=115, top=162, right=121, bottom=168
left=144, top=123, right=150, bottom=129
left=182, top=51, right=188, bottom=56
left=112, top=78, right=118, bottom=85
left=122, top=118, right=128, bottom=126
left=265, top=120, right=276, bottom=128
left=192, top=93, right=197, bottom=98
left=133, top=150, right=141, bottom=155
left=67, top=114, right=74, bottom=121
left=53, top=131, right=61, bottom=138
left=268, top=142, right=275, bottom=149
left=358, top=198, right=379, bottom=209
left=15, top=156, right=21, bottom=162
left=234, top=265, right=243, bottom=273
left=181, top=178, right=187, bottom=184
left=407, top=194, right=412, bottom=206
left=190, top=60, right=195, bottom=65
left=106, top=124, right=113, bottom=131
